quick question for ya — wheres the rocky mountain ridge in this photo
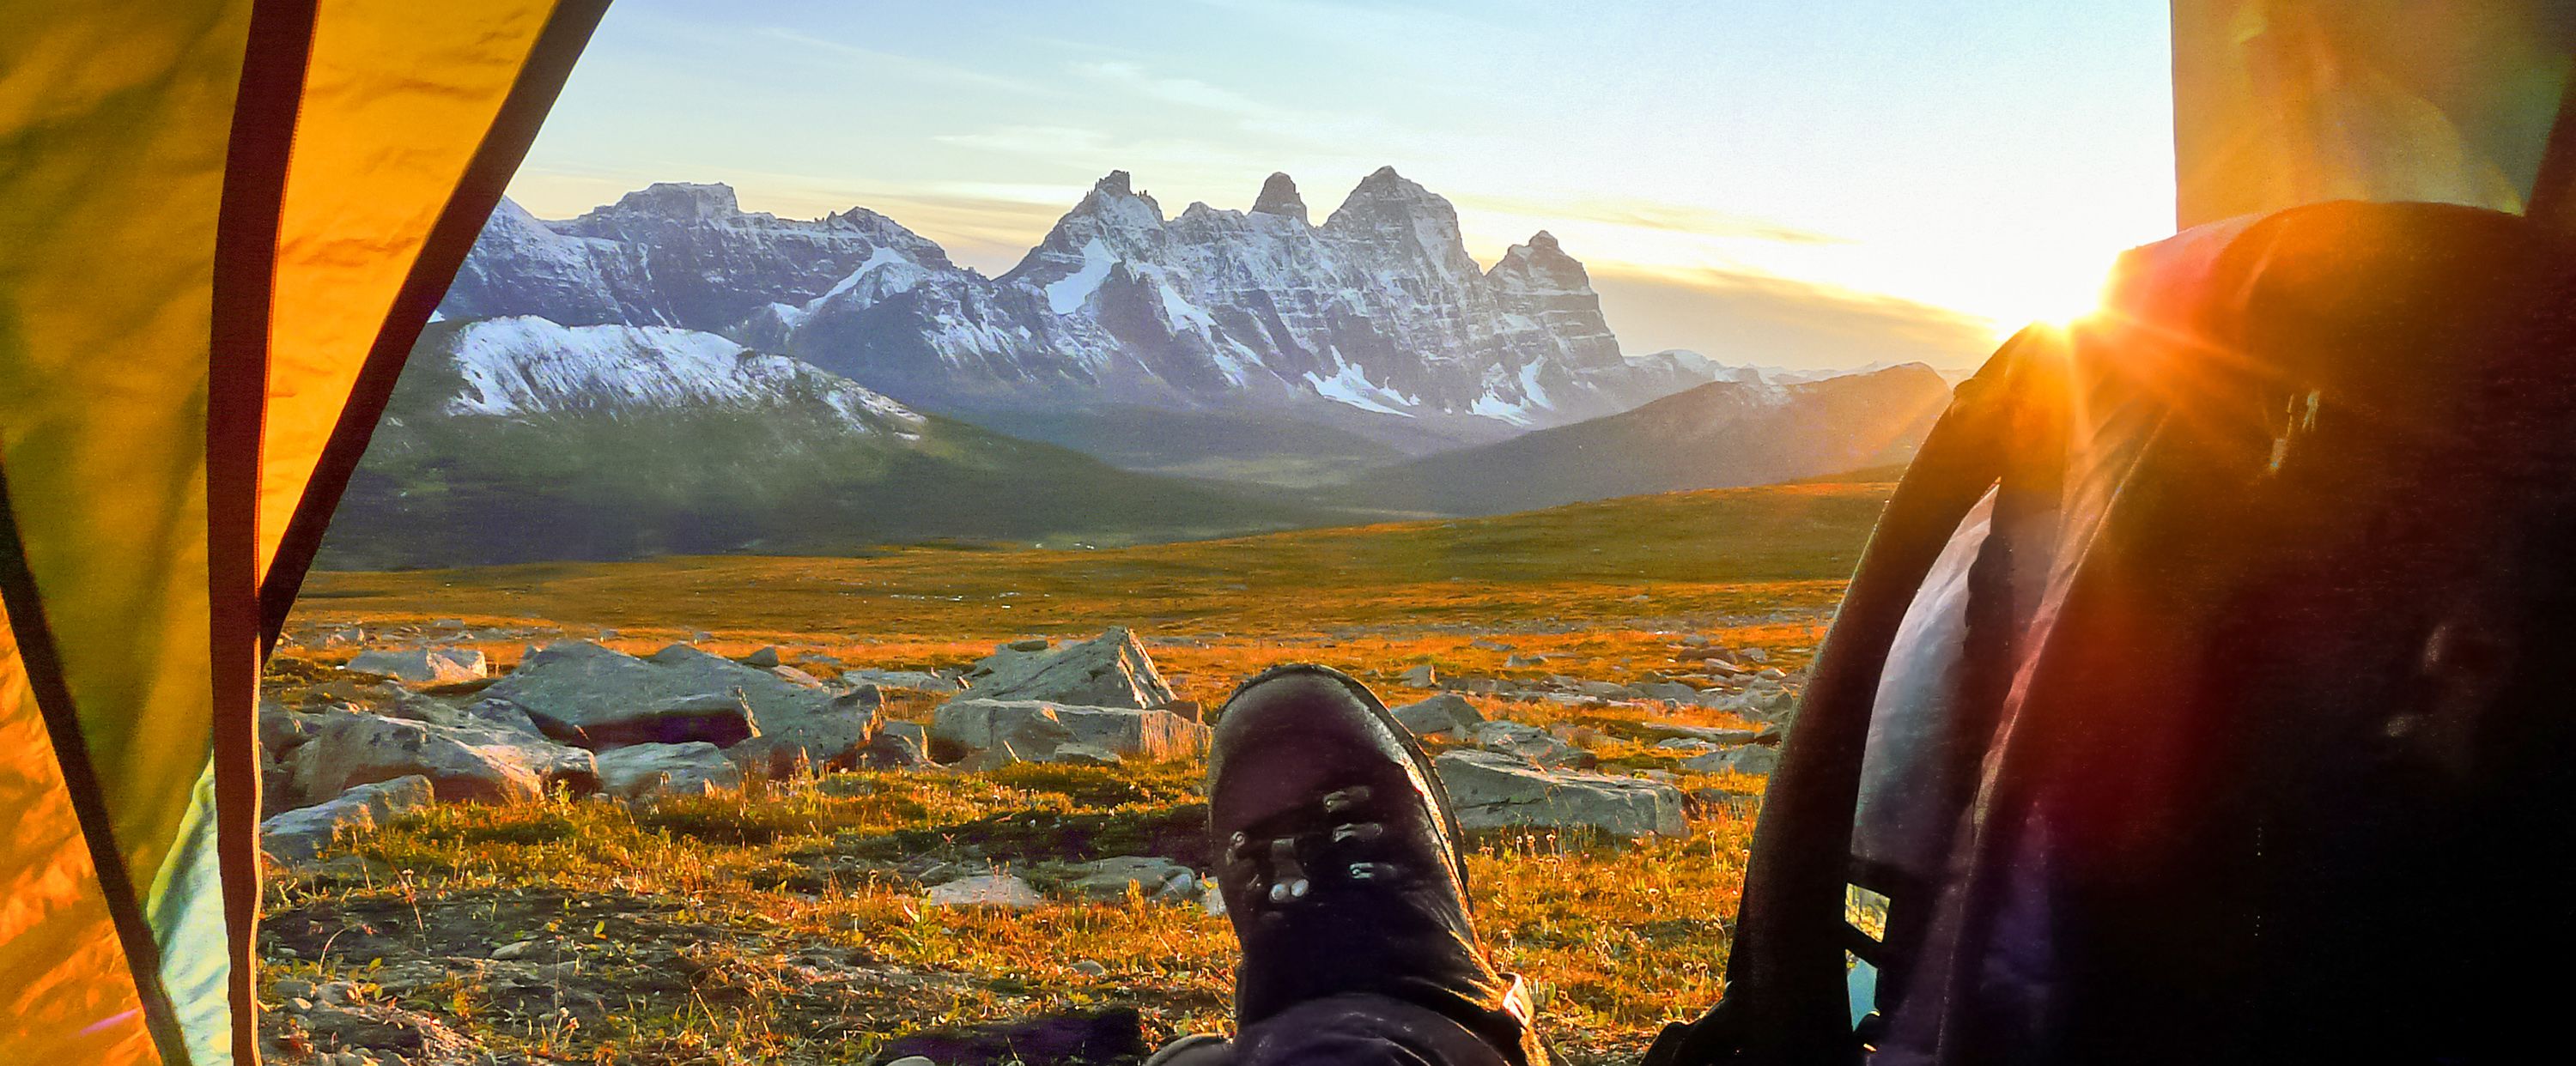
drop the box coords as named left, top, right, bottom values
left=439, top=169, right=1729, bottom=440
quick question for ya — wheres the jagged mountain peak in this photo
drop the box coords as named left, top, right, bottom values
left=593, top=182, right=744, bottom=221
left=1526, top=230, right=1560, bottom=251
left=1251, top=172, right=1306, bottom=221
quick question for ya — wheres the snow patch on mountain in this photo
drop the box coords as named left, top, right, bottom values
left=440, top=316, right=923, bottom=436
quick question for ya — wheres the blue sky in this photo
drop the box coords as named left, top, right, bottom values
left=509, top=1, right=2178, bottom=369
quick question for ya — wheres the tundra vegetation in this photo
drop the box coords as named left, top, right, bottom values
left=263, top=479, right=1888, bottom=1065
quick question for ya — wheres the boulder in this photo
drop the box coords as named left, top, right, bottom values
left=343, top=647, right=486, bottom=686
left=291, top=712, right=598, bottom=804
left=931, top=699, right=1210, bottom=766
left=925, top=873, right=1043, bottom=908
left=863, top=729, right=926, bottom=768
left=1468, top=720, right=1589, bottom=768
left=960, top=628, right=1176, bottom=709
left=1640, top=721, right=1772, bottom=746
left=1434, top=751, right=1686, bottom=839
left=259, top=706, right=318, bottom=754
left=1682, top=744, right=1781, bottom=775
left=1398, top=663, right=1439, bottom=687
left=594, top=742, right=742, bottom=799
left=841, top=669, right=959, bottom=694
left=1392, top=693, right=1483, bottom=738
left=744, top=645, right=783, bottom=668
left=260, top=775, right=435, bottom=865
left=479, top=641, right=875, bottom=766
left=1063, top=856, right=1194, bottom=901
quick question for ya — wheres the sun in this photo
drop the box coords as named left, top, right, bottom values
left=1968, top=251, right=2122, bottom=339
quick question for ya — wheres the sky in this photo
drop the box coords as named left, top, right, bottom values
left=507, top=0, right=2180, bottom=371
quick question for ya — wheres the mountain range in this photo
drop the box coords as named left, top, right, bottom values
left=440, top=169, right=1728, bottom=453
left=325, top=168, right=1959, bottom=566
left=319, top=317, right=1335, bottom=568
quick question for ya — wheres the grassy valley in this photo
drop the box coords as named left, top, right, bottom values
left=268, top=477, right=1894, bottom=1064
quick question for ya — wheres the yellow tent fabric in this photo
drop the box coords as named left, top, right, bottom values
left=0, top=1, right=606, bottom=1063
left=2172, top=0, right=2576, bottom=227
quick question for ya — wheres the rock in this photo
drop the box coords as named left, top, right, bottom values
left=1757, top=667, right=1787, bottom=681
left=744, top=645, right=783, bottom=668
left=595, top=742, right=742, bottom=799
left=1392, top=693, right=1483, bottom=737
left=961, top=627, right=1176, bottom=709
left=1200, top=882, right=1228, bottom=915
left=343, top=647, right=486, bottom=686
left=478, top=642, right=756, bottom=747
left=1469, top=639, right=1514, bottom=651
left=258, top=775, right=435, bottom=864
left=841, top=668, right=960, bottom=694
left=1065, top=856, right=1193, bottom=900
left=1641, top=722, right=1772, bottom=746
left=1655, top=738, right=1720, bottom=754
left=1741, top=647, right=1771, bottom=663
left=932, top=699, right=1209, bottom=766
left=259, top=707, right=319, bottom=754
left=491, top=940, right=538, bottom=960
left=1005, top=638, right=1051, bottom=651
left=768, top=664, right=828, bottom=688
left=319, top=625, right=365, bottom=647
left=1682, top=744, right=1781, bottom=775
left=1398, top=663, right=1439, bottom=687
left=1163, top=698, right=1204, bottom=724
left=864, top=729, right=926, bottom=768
left=1468, top=720, right=1589, bottom=768
left=1071, top=960, right=1108, bottom=978
left=1504, top=654, right=1547, bottom=669
left=1570, top=679, right=1637, bottom=700
left=483, top=641, right=878, bottom=767
left=926, top=873, right=1043, bottom=908
left=1048, top=743, right=1122, bottom=766
left=1434, top=751, right=1686, bottom=838
left=884, top=1058, right=937, bottom=1066
left=291, top=713, right=597, bottom=804
left=1633, top=681, right=1702, bottom=703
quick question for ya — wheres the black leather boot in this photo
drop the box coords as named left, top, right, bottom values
left=1200, top=663, right=1546, bottom=1066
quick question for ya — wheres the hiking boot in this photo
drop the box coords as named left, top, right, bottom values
left=1203, top=663, right=1546, bottom=1065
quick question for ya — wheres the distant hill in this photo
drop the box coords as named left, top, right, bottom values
left=317, top=318, right=1339, bottom=568
left=1331, top=364, right=1952, bottom=516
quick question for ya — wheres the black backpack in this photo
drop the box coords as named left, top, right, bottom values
left=1648, top=201, right=2576, bottom=1065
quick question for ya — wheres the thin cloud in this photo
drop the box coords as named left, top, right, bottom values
left=1069, top=60, right=1285, bottom=118
left=754, top=27, right=1046, bottom=96
left=1589, top=262, right=1996, bottom=371
left=1459, top=193, right=1850, bottom=245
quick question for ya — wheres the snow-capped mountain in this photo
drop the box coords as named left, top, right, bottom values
left=440, top=185, right=951, bottom=334
left=435, top=316, right=924, bottom=435
left=325, top=317, right=1335, bottom=567
left=437, top=170, right=1735, bottom=441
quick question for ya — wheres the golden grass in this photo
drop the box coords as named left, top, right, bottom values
left=267, top=481, right=1881, bottom=1063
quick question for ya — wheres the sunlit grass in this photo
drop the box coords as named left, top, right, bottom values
left=269, top=479, right=1880, bottom=1063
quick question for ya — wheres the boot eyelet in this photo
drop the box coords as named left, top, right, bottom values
left=1321, top=786, right=1372, bottom=814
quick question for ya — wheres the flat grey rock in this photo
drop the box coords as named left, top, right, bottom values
left=345, top=647, right=486, bottom=686
left=931, top=699, right=1209, bottom=766
left=1681, top=744, right=1782, bottom=775
left=261, top=775, right=436, bottom=865
left=291, top=712, right=597, bottom=805
left=596, top=742, right=742, bottom=799
left=1435, top=750, right=1686, bottom=838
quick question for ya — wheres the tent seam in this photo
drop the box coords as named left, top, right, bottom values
left=255, top=0, right=616, bottom=651
left=210, top=1, right=322, bottom=1063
